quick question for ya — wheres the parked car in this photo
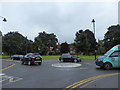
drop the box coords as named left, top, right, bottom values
left=11, top=55, right=24, bottom=60
left=95, top=44, right=120, bottom=70
left=21, top=53, right=42, bottom=66
left=59, top=54, right=81, bottom=63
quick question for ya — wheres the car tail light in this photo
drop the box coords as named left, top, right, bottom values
left=32, top=57, right=35, bottom=59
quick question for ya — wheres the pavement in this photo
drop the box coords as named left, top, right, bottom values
left=1, top=59, right=120, bottom=89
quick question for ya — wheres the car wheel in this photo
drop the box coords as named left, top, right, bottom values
left=104, top=63, right=112, bottom=70
left=78, top=59, right=81, bottom=62
left=21, top=61, right=24, bottom=65
left=60, top=59, right=64, bottom=62
left=74, top=59, right=77, bottom=63
left=80, top=59, right=82, bottom=62
left=28, top=61, right=32, bottom=66
left=100, top=66, right=104, bottom=69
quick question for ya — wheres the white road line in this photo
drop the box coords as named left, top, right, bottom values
left=0, top=73, right=5, bottom=76
left=52, top=63, right=82, bottom=68
left=2, top=60, right=21, bottom=62
left=0, top=73, right=23, bottom=85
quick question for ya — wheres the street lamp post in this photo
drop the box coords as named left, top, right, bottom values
left=0, top=16, right=7, bottom=55
left=92, top=19, right=96, bottom=60
left=0, top=16, right=7, bottom=22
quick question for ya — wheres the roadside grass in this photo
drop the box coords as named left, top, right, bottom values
left=0, top=55, right=11, bottom=59
left=0, top=55, right=102, bottom=60
left=77, top=55, right=101, bottom=61
left=42, top=55, right=60, bottom=60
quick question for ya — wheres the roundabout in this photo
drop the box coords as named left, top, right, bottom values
left=52, top=63, right=82, bottom=68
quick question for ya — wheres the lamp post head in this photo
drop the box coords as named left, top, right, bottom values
left=3, top=18, right=7, bottom=22
left=92, top=19, right=95, bottom=23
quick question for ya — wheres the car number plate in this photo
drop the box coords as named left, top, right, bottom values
left=35, top=61, right=41, bottom=62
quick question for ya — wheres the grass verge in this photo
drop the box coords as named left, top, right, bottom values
left=0, top=55, right=11, bottom=59
left=42, top=55, right=60, bottom=60
left=77, top=55, right=101, bottom=61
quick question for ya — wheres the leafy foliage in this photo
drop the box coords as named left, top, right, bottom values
left=0, top=31, right=2, bottom=54
left=104, top=25, right=120, bottom=51
left=97, top=40, right=106, bottom=54
left=0, top=31, right=2, bottom=37
left=2, top=32, right=33, bottom=55
left=74, top=29, right=96, bottom=55
left=33, top=31, right=58, bottom=55
left=60, top=42, right=70, bottom=54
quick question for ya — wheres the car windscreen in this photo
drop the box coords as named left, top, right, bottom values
left=13, top=55, right=19, bottom=57
left=19, top=55, right=23, bottom=57
left=104, top=50, right=113, bottom=56
left=62, top=55, right=71, bottom=58
left=31, top=55, right=41, bottom=57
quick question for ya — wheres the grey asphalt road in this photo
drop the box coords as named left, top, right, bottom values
left=1, top=59, right=120, bottom=89
left=1, top=59, right=14, bottom=69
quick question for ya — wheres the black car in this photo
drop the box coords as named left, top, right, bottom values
left=11, top=55, right=24, bottom=60
left=59, top=54, right=81, bottom=63
left=21, top=53, right=42, bottom=66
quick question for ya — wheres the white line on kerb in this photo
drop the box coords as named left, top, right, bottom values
left=52, top=63, right=82, bottom=68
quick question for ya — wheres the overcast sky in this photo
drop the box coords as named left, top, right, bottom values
left=0, top=1, right=118, bottom=43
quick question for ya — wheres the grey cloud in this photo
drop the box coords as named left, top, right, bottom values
left=1, top=2, right=118, bottom=43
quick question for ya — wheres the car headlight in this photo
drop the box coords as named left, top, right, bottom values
left=97, top=58, right=103, bottom=61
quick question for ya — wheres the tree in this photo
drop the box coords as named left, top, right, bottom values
left=33, top=37, right=46, bottom=55
left=2, top=32, right=33, bottom=55
left=104, top=25, right=120, bottom=51
left=97, top=40, right=106, bottom=54
left=33, top=31, right=58, bottom=55
left=0, top=31, right=2, bottom=37
left=60, top=42, right=70, bottom=54
left=0, top=31, right=2, bottom=54
left=74, top=29, right=96, bottom=55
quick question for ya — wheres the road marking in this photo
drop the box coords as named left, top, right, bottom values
left=0, top=64, right=16, bottom=71
left=9, top=76, right=23, bottom=83
left=0, top=73, right=5, bottom=76
left=0, top=73, right=23, bottom=85
left=3, top=60, right=21, bottom=62
left=52, top=63, right=81, bottom=68
left=64, top=73, right=120, bottom=89
left=79, top=79, right=99, bottom=88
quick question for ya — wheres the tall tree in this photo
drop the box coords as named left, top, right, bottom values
left=97, top=40, right=106, bottom=54
left=104, top=25, right=120, bottom=51
left=2, top=32, right=33, bottom=55
left=33, top=37, right=46, bottom=55
left=0, top=31, right=2, bottom=54
left=34, top=31, right=58, bottom=55
left=74, top=29, right=96, bottom=55
left=60, top=42, right=70, bottom=54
